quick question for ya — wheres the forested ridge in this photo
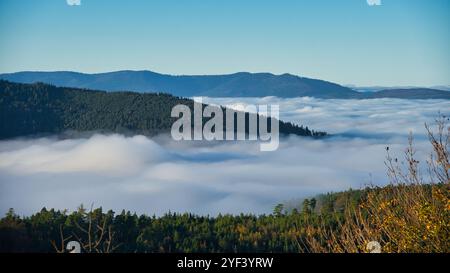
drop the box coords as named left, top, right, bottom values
left=0, top=182, right=448, bottom=253
left=0, top=188, right=370, bottom=253
left=0, top=80, right=325, bottom=139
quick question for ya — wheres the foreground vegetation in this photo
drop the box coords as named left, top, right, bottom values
left=0, top=118, right=448, bottom=253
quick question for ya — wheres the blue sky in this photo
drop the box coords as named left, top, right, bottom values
left=0, top=0, right=448, bottom=86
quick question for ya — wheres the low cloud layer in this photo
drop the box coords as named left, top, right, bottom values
left=202, top=97, right=448, bottom=140
left=0, top=98, right=448, bottom=216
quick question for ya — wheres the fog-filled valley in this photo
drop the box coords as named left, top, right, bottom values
left=1, top=97, right=448, bottom=216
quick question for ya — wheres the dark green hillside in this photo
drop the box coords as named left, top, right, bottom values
left=0, top=80, right=325, bottom=139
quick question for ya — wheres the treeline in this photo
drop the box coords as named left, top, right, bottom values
left=0, top=80, right=326, bottom=139
left=0, top=188, right=371, bottom=253
left=1, top=182, right=448, bottom=253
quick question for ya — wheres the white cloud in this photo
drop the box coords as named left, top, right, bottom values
left=203, top=97, right=449, bottom=139
left=0, top=98, right=448, bottom=216
left=0, top=135, right=389, bottom=216
left=367, top=0, right=381, bottom=6
left=67, top=0, right=81, bottom=6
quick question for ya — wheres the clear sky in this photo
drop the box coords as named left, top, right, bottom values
left=0, top=0, right=448, bottom=86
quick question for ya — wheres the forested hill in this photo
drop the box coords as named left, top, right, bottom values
left=0, top=80, right=325, bottom=139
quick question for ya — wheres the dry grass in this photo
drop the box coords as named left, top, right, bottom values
left=304, top=115, right=450, bottom=253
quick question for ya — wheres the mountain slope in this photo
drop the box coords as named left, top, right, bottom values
left=0, top=80, right=324, bottom=139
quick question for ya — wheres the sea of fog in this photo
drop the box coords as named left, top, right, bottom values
left=0, top=97, right=449, bottom=216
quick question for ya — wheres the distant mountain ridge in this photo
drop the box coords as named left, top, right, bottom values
left=1, top=70, right=449, bottom=99
left=348, top=85, right=450, bottom=93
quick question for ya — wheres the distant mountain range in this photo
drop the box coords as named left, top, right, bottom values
left=347, top=85, right=450, bottom=93
left=1, top=70, right=449, bottom=99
